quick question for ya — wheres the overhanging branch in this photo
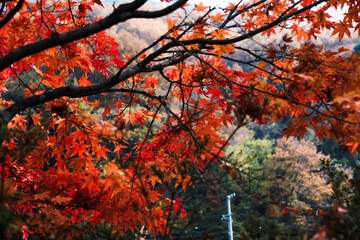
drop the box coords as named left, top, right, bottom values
left=0, top=0, right=188, bottom=72
left=0, top=0, right=24, bottom=29
left=0, top=0, right=332, bottom=126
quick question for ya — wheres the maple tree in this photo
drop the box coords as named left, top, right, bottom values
left=0, top=0, right=359, bottom=238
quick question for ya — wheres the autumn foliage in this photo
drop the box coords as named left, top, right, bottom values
left=0, top=0, right=359, bottom=238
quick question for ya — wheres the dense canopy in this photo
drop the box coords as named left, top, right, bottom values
left=0, top=0, right=359, bottom=238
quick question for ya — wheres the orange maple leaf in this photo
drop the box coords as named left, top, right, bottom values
left=210, top=13, right=225, bottom=25
left=78, top=74, right=92, bottom=86
left=95, top=145, right=110, bottom=160
left=332, top=21, right=351, bottom=41
left=194, top=2, right=208, bottom=12
left=89, top=100, right=101, bottom=108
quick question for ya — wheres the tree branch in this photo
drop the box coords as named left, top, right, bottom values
left=0, top=0, right=25, bottom=29
left=0, top=0, right=188, bottom=72
left=0, top=0, right=334, bottom=127
left=178, top=0, right=326, bottom=46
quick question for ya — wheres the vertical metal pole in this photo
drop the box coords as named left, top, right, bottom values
left=226, top=193, right=235, bottom=240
